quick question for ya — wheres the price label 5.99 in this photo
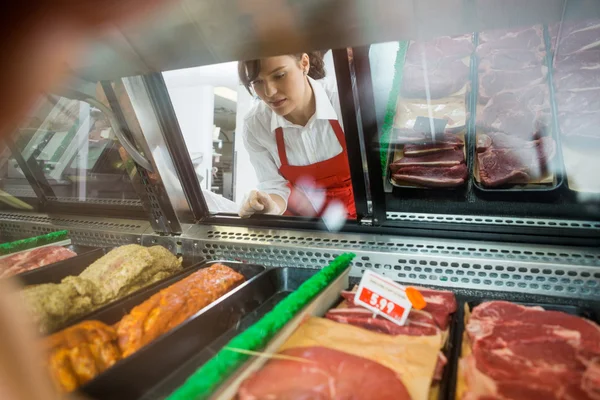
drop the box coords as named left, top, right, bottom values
left=354, top=270, right=413, bottom=326
left=357, top=287, right=405, bottom=320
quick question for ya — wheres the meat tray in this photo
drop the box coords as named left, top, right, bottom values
left=470, top=29, right=566, bottom=196
left=144, top=270, right=458, bottom=400
left=446, top=294, right=600, bottom=400
left=74, top=261, right=266, bottom=400
left=15, top=245, right=104, bottom=286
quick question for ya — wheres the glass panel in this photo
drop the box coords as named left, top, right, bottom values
left=369, top=17, right=600, bottom=221
left=0, top=146, right=36, bottom=211
left=163, top=51, right=356, bottom=225
left=12, top=88, right=142, bottom=203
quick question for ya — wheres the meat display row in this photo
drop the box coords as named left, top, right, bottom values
left=45, top=263, right=244, bottom=392
left=0, top=245, right=76, bottom=278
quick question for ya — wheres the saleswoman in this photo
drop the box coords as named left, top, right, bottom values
left=238, top=51, right=356, bottom=219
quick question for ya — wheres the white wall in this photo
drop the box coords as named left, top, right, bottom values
left=234, top=87, right=259, bottom=203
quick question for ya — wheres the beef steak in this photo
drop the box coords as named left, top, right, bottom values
left=478, top=26, right=544, bottom=50
left=401, top=59, right=470, bottom=99
left=554, top=50, right=600, bottom=73
left=391, top=148, right=464, bottom=169
left=237, top=346, right=411, bottom=400
left=478, top=66, right=547, bottom=103
left=405, top=35, right=474, bottom=65
left=478, top=48, right=546, bottom=70
left=392, top=164, right=467, bottom=188
left=0, top=246, right=77, bottom=279
left=554, top=69, right=600, bottom=91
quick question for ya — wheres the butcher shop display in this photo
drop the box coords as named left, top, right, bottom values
left=389, top=132, right=467, bottom=188
left=474, top=24, right=559, bottom=188
left=236, top=286, right=457, bottom=400
left=457, top=301, right=600, bottom=399
left=22, top=244, right=183, bottom=333
left=0, top=246, right=77, bottom=279
left=550, top=18, right=600, bottom=192
left=44, top=263, right=245, bottom=392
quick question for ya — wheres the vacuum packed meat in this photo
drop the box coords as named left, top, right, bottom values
left=237, top=346, right=411, bottom=400
left=22, top=245, right=183, bottom=333
left=117, top=263, right=244, bottom=357
left=44, top=263, right=244, bottom=392
left=0, top=246, right=76, bottom=279
left=392, top=164, right=468, bottom=188
left=460, top=301, right=600, bottom=400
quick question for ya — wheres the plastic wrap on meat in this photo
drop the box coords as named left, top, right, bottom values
left=461, top=301, right=600, bottom=400
left=45, top=321, right=121, bottom=392
left=238, top=346, right=411, bottom=400
left=555, top=89, right=600, bottom=114
left=392, top=164, right=467, bottom=188
left=0, top=246, right=77, bottom=279
left=559, top=111, right=600, bottom=144
left=117, top=264, right=244, bottom=357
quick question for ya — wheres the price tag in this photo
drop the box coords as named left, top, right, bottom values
left=354, top=270, right=413, bottom=326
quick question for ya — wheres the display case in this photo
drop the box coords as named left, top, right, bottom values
left=1, top=1, right=600, bottom=399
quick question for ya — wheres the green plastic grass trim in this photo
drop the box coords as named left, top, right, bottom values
left=167, top=253, right=356, bottom=400
left=0, top=230, right=69, bottom=256
left=380, top=41, right=409, bottom=172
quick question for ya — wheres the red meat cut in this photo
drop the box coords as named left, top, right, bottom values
left=478, top=66, right=547, bottom=103
left=463, top=301, right=600, bottom=400
left=405, top=35, right=474, bottom=65
left=554, top=51, right=600, bottom=73
left=401, top=59, right=470, bottom=99
left=478, top=48, right=546, bottom=70
left=554, top=69, right=600, bottom=92
left=237, top=346, right=411, bottom=400
left=476, top=132, right=541, bottom=153
left=0, top=246, right=77, bottom=279
left=550, top=19, right=600, bottom=54
left=390, top=148, right=464, bottom=170
left=558, top=111, right=600, bottom=144
left=555, top=89, right=600, bottom=114
left=325, top=307, right=439, bottom=336
left=392, top=164, right=467, bottom=188
left=478, top=26, right=545, bottom=50
left=403, top=134, right=464, bottom=156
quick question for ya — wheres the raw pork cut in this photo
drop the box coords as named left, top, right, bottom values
left=478, top=48, right=546, bottom=70
left=237, top=346, right=411, bottom=400
left=390, top=148, right=464, bottom=170
left=405, top=35, right=474, bottom=65
left=478, top=66, right=547, bottom=103
left=478, top=26, right=544, bottom=50
left=550, top=19, right=600, bottom=54
left=462, top=301, right=600, bottom=400
left=401, top=59, right=470, bottom=99
left=392, top=164, right=467, bottom=188
left=0, top=246, right=76, bottom=279
left=477, top=138, right=556, bottom=187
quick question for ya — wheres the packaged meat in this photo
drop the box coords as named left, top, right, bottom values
left=550, top=19, right=600, bottom=54
left=44, top=263, right=245, bottom=392
left=22, top=245, right=183, bottom=333
left=392, top=165, right=468, bottom=188
left=237, top=346, right=411, bottom=400
left=117, top=263, right=244, bottom=357
left=458, top=301, right=600, bottom=400
left=0, top=246, right=77, bottom=279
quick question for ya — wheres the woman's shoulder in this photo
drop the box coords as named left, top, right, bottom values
left=243, top=99, right=271, bottom=138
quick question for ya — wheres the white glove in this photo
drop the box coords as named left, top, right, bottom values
left=239, top=190, right=282, bottom=218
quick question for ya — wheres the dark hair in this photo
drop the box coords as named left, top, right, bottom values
left=238, top=51, right=326, bottom=94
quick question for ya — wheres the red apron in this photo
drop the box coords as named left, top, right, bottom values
left=275, top=119, right=357, bottom=219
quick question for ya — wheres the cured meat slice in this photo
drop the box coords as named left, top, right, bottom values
left=559, top=111, right=600, bottom=143
left=554, top=69, right=600, bottom=91
left=392, top=165, right=467, bottom=188
left=478, top=48, right=546, bottom=70
left=478, top=26, right=544, bottom=50
left=555, top=89, right=600, bottom=113
left=478, top=66, right=547, bottom=103
left=403, top=134, right=464, bottom=156
left=390, top=148, right=464, bottom=170
left=401, top=59, right=470, bottom=99
left=405, top=35, right=474, bottom=65
left=462, top=301, right=600, bottom=400
left=554, top=51, right=600, bottom=73
left=0, top=246, right=77, bottom=279
left=237, top=346, right=411, bottom=400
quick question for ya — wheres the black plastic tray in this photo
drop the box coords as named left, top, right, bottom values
left=470, top=30, right=565, bottom=197
left=16, top=245, right=104, bottom=286
left=446, top=297, right=600, bottom=400
left=77, top=261, right=266, bottom=400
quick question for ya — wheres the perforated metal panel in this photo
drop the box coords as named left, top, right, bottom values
left=183, top=225, right=600, bottom=301
left=45, top=197, right=142, bottom=207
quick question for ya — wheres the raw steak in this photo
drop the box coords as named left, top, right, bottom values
left=554, top=69, right=600, bottom=91
left=558, top=111, right=600, bottom=143
left=390, top=148, right=464, bottom=170
left=550, top=19, right=600, bottom=54
left=555, top=89, right=600, bottom=113
left=478, top=48, right=546, bottom=70
left=340, top=287, right=457, bottom=330
left=237, top=346, right=411, bottom=400
left=405, top=35, right=474, bottom=65
left=478, top=66, right=547, bottom=103
left=401, top=59, right=470, bottom=99
left=478, top=26, right=544, bottom=50
left=325, top=307, right=439, bottom=336
left=394, top=129, right=462, bottom=146
left=554, top=51, right=600, bottom=73
left=462, top=301, right=600, bottom=400
left=478, top=138, right=556, bottom=187
left=0, top=246, right=77, bottom=279
left=476, top=132, right=540, bottom=152
left=403, top=136, right=463, bottom=156
left=392, top=164, right=467, bottom=188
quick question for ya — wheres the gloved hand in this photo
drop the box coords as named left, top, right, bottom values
left=239, top=190, right=282, bottom=218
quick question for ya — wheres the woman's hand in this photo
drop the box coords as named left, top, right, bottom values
left=239, top=190, right=284, bottom=218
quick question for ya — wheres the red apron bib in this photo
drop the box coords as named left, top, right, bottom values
left=275, top=119, right=357, bottom=219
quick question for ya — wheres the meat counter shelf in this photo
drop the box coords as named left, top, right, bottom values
left=76, top=261, right=265, bottom=400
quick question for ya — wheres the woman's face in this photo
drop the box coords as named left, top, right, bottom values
left=250, top=55, right=310, bottom=117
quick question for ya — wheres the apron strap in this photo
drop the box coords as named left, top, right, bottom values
left=328, top=119, right=348, bottom=151
left=274, top=127, right=289, bottom=166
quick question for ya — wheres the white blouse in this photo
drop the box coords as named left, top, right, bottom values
left=242, top=76, right=344, bottom=205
